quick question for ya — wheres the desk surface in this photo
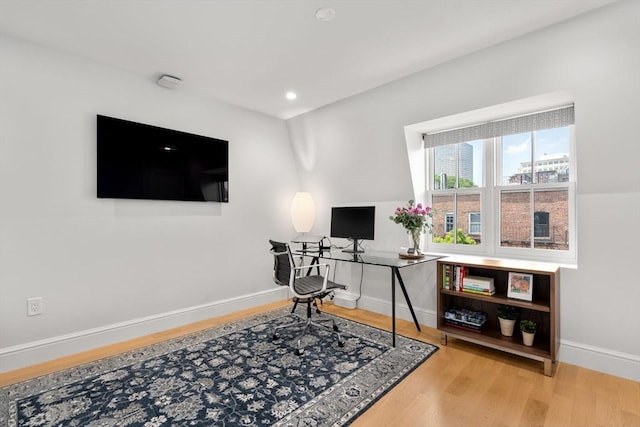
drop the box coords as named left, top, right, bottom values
left=294, top=249, right=442, bottom=268
left=291, top=234, right=325, bottom=244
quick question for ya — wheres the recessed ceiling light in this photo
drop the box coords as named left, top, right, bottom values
left=286, top=91, right=297, bottom=100
left=315, top=7, right=336, bottom=22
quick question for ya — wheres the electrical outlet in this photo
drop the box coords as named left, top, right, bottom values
left=27, top=297, right=43, bottom=316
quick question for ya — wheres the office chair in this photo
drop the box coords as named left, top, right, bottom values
left=269, top=240, right=347, bottom=355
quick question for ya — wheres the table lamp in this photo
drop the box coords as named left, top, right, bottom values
left=291, top=192, right=315, bottom=233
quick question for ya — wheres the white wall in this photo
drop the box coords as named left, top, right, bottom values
left=0, top=35, right=298, bottom=370
left=286, top=1, right=640, bottom=381
left=2, top=2, right=638, bottom=382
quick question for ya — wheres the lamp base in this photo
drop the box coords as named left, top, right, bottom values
left=291, top=234, right=324, bottom=244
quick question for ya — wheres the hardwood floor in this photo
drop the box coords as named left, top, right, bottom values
left=2, top=300, right=639, bottom=427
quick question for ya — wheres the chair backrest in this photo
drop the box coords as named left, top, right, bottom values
left=269, top=240, right=291, bottom=287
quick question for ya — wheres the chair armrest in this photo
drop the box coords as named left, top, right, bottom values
left=289, top=263, right=332, bottom=298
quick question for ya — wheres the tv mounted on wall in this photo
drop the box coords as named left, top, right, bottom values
left=97, top=115, right=229, bottom=202
left=330, top=206, right=376, bottom=253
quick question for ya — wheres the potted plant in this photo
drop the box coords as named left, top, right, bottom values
left=497, top=305, right=519, bottom=337
left=520, top=320, right=536, bottom=346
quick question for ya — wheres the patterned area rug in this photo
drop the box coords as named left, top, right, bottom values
left=1, top=306, right=438, bottom=426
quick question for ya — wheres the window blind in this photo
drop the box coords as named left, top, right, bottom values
left=423, top=105, right=574, bottom=147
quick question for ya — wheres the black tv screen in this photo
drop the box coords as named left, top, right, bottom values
left=97, top=115, right=228, bottom=202
left=330, top=206, right=376, bottom=240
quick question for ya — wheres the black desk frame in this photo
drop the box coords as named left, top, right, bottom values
left=295, top=249, right=441, bottom=347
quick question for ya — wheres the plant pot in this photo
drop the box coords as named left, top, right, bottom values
left=522, top=331, right=535, bottom=346
left=498, top=317, right=516, bottom=337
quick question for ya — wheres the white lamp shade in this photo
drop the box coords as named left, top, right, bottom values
left=291, top=192, right=316, bottom=233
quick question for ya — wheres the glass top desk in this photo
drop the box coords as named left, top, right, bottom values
left=293, top=249, right=442, bottom=347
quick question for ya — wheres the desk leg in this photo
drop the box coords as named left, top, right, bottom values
left=393, top=267, right=421, bottom=332
left=305, top=257, right=320, bottom=277
left=391, top=269, right=396, bottom=347
left=300, top=243, right=321, bottom=276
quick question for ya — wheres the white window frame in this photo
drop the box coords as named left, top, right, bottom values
left=419, top=106, right=576, bottom=265
left=495, top=182, right=576, bottom=262
left=468, top=212, right=481, bottom=235
left=493, top=126, right=576, bottom=263
left=427, top=141, right=488, bottom=254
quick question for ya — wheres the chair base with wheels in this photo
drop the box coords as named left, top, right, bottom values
left=269, top=240, right=347, bottom=355
left=272, top=296, right=345, bottom=356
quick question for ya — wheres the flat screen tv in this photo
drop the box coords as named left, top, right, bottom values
left=97, top=115, right=229, bottom=202
left=330, top=206, right=376, bottom=253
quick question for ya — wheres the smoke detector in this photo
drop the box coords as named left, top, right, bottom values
left=157, top=74, right=182, bottom=89
left=315, top=7, right=336, bottom=22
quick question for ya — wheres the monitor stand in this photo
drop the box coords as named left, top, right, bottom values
left=341, top=239, right=364, bottom=254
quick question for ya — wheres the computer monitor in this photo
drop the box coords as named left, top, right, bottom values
left=330, top=206, right=376, bottom=253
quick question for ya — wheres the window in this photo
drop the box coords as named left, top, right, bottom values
left=445, top=213, right=455, bottom=233
left=430, top=140, right=483, bottom=246
left=498, top=126, right=571, bottom=251
left=424, top=105, right=575, bottom=260
left=469, top=212, right=481, bottom=235
left=534, top=211, right=550, bottom=238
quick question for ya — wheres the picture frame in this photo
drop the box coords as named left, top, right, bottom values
left=507, top=272, right=533, bottom=301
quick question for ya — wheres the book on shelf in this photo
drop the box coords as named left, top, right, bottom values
left=461, top=288, right=495, bottom=296
left=443, top=308, right=487, bottom=332
left=463, top=275, right=494, bottom=290
left=444, top=320, right=485, bottom=333
left=452, top=265, right=467, bottom=292
left=462, top=282, right=493, bottom=291
left=442, top=264, right=452, bottom=290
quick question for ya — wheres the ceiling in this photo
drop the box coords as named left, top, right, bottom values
left=0, top=0, right=614, bottom=120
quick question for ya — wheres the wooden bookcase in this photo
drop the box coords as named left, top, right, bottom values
left=436, top=255, right=559, bottom=376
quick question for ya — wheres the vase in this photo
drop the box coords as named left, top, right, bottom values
left=522, top=331, right=535, bottom=346
left=498, top=317, right=516, bottom=337
left=409, top=228, right=422, bottom=254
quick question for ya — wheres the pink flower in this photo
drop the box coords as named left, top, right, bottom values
left=389, top=200, right=433, bottom=233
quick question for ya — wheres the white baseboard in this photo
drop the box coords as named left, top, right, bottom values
left=356, top=294, right=437, bottom=329
left=0, top=287, right=288, bottom=373
left=4, top=288, right=637, bottom=383
left=559, top=339, right=640, bottom=382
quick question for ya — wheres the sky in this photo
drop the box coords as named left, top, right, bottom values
left=466, top=126, right=570, bottom=185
